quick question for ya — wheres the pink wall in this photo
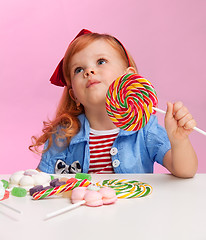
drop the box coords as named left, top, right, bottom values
left=1, top=0, right=205, bottom=174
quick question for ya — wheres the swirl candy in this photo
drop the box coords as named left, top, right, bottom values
left=96, top=179, right=152, bottom=199
left=106, top=73, right=158, bottom=131
left=32, top=178, right=91, bottom=200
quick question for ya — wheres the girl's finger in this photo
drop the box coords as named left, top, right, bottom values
left=174, top=106, right=188, bottom=121
left=173, top=101, right=183, bottom=114
left=177, top=113, right=193, bottom=127
left=184, top=119, right=197, bottom=130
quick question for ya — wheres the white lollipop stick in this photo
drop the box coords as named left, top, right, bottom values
left=0, top=202, right=22, bottom=214
left=44, top=200, right=86, bottom=220
left=152, top=107, right=206, bottom=136
left=152, top=107, right=166, bottom=114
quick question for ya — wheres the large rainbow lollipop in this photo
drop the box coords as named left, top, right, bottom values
left=106, top=73, right=158, bottom=131
left=106, top=73, right=206, bottom=135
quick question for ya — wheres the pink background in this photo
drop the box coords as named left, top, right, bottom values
left=1, top=0, right=205, bottom=174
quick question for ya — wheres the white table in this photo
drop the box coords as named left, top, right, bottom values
left=0, top=174, right=206, bottom=240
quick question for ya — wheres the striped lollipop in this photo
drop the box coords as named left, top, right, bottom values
left=32, top=179, right=91, bottom=200
left=106, top=73, right=158, bottom=131
left=96, top=179, right=152, bottom=199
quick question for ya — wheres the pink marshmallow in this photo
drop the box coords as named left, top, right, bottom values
left=99, top=187, right=117, bottom=205
left=71, top=187, right=87, bottom=204
left=84, top=190, right=103, bottom=207
left=70, top=186, right=117, bottom=207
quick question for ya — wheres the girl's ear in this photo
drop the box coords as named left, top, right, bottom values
left=69, top=88, right=75, bottom=101
left=124, top=67, right=136, bottom=74
left=69, top=88, right=80, bottom=103
left=69, top=88, right=81, bottom=106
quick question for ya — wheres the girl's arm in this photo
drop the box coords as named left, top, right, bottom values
left=163, top=102, right=198, bottom=178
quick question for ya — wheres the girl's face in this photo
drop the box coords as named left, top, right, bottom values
left=69, top=39, right=129, bottom=110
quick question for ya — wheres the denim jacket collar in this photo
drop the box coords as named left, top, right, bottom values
left=69, top=114, right=136, bottom=145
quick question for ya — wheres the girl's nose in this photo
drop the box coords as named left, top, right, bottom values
left=84, top=68, right=95, bottom=77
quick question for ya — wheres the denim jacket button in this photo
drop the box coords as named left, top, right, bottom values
left=112, top=159, right=120, bottom=168
left=110, top=147, right=118, bottom=156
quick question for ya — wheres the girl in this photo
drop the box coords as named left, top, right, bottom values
left=29, top=29, right=198, bottom=178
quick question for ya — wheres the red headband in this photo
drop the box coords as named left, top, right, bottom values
left=50, top=29, right=130, bottom=87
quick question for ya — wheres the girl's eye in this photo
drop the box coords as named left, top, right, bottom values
left=97, top=59, right=107, bottom=65
left=74, top=67, right=83, bottom=74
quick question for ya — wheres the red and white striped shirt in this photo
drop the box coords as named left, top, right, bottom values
left=88, top=128, right=119, bottom=174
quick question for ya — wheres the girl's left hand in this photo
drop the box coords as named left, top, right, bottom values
left=164, top=101, right=196, bottom=142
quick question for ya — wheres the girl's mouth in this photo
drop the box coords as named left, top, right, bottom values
left=86, top=80, right=101, bottom=88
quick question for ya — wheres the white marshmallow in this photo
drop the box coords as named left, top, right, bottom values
left=19, top=176, right=35, bottom=186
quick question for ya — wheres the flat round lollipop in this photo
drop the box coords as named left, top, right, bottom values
left=106, top=73, right=158, bottom=131
left=96, top=179, right=152, bottom=199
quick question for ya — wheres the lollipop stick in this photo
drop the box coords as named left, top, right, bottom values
left=44, top=200, right=86, bottom=220
left=152, top=107, right=206, bottom=136
left=193, top=127, right=206, bottom=136
left=152, top=107, right=166, bottom=114
left=0, top=202, right=22, bottom=214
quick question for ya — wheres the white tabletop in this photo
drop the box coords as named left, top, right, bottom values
left=0, top=173, right=206, bottom=240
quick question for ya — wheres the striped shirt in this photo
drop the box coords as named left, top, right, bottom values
left=88, top=128, right=119, bottom=174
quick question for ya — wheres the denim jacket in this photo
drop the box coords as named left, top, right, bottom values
left=38, top=114, right=171, bottom=174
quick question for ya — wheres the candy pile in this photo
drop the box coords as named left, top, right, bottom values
left=1, top=170, right=154, bottom=219
left=106, top=73, right=158, bottom=131
left=96, top=179, right=152, bottom=198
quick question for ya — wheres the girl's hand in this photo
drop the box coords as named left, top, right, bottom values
left=164, top=101, right=196, bottom=142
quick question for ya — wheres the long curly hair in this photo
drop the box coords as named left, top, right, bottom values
left=29, top=32, right=138, bottom=154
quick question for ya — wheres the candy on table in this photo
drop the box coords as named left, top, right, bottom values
left=87, top=184, right=100, bottom=191
left=106, top=73, right=158, bottom=131
left=11, top=187, right=27, bottom=197
left=96, top=179, right=152, bottom=199
left=50, top=178, right=67, bottom=187
left=70, top=186, right=116, bottom=207
left=1, top=180, right=9, bottom=189
left=0, top=190, right=9, bottom=201
left=9, top=169, right=52, bottom=191
left=62, top=190, right=72, bottom=199
left=99, top=187, right=118, bottom=204
left=84, top=190, right=103, bottom=207
left=106, top=73, right=206, bottom=135
left=71, top=187, right=87, bottom=204
left=65, top=177, right=79, bottom=184
left=29, top=185, right=55, bottom=196
left=83, top=187, right=117, bottom=206
left=29, top=185, right=44, bottom=196
left=75, top=173, right=92, bottom=181
left=45, top=186, right=117, bottom=220
left=61, top=178, right=80, bottom=198
left=32, top=178, right=91, bottom=200
left=0, top=180, right=10, bottom=201
left=50, top=178, right=59, bottom=187
left=50, top=175, right=55, bottom=180
left=59, top=177, right=70, bottom=183
left=29, top=177, right=74, bottom=196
